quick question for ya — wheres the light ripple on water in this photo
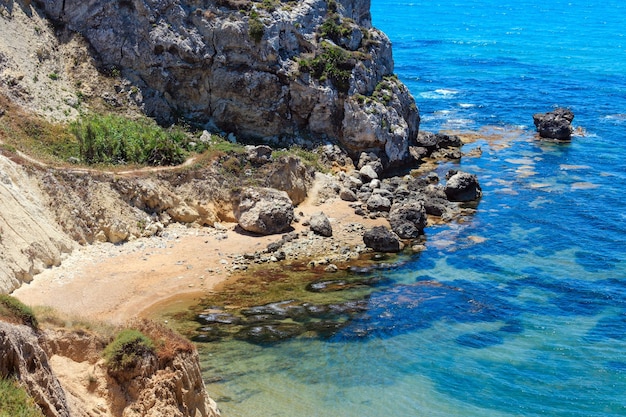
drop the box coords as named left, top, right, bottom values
left=197, top=0, right=626, bottom=415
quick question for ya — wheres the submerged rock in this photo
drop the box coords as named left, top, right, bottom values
left=236, top=323, right=305, bottom=344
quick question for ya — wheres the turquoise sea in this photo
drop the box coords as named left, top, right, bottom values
left=200, top=1, right=626, bottom=415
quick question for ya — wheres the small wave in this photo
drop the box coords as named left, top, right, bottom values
left=420, top=89, right=459, bottom=99
left=442, top=118, right=475, bottom=129
left=604, top=114, right=626, bottom=123
left=458, top=103, right=476, bottom=108
left=559, top=164, right=591, bottom=171
left=435, top=88, right=459, bottom=95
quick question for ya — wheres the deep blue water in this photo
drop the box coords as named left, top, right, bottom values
left=200, top=1, right=626, bottom=415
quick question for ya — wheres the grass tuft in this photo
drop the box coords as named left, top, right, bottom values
left=0, top=295, right=38, bottom=329
left=0, top=378, right=44, bottom=417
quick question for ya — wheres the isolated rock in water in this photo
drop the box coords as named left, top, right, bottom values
left=444, top=171, right=482, bottom=202
left=234, top=188, right=294, bottom=235
left=533, top=108, right=575, bottom=140
left=363, top=226, right=403, bottom=252
left=309, top=212, right=333, bottom=237
left=389, top=201, right=427, bottom=239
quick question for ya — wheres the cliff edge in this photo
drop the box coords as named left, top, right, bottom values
left=36, top=0, right=419, bottom=166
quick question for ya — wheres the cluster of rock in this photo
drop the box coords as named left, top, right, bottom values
left=195, top=295, right=372, bottom=344
left=343, top=166, right=481, bottom=252
left=194, top=271, right=517, bottom=345
left=533, top=107, right=575, bottom=140
left=229, top=138, right=481, bottom=266
left=37, top=0, right=420, bottom=167
left=319, top=135, right=480, bottom=253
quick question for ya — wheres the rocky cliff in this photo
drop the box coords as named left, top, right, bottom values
left=0, top=319, right=221, bottom=417
left=36, top=0, right=419, bottom=166
left=0, top=321, right=72, bottom=417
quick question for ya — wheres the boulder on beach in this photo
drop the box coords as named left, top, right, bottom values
left=309, top=212, right=333, bottom=237
left=444, top=171, right=482, bottom=202
left=389, top=201, right=427, bottom=239
left=363, top=226, right=404, bottom=252
left=366, top=193, right=392, bottom=212
left=233, top=187, right=294, bottom=235
left=533, top=108, right=575, bottom=140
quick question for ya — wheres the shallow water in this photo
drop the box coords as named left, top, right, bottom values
left=198, top=1, right=626, bottom=415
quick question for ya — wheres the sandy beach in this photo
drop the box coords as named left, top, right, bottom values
left=13, top=183, right=387, bottom=324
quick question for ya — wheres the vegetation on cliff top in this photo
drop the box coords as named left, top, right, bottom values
left=298, top=42, right=355, bottom=93
left=104, top=329, right=155, bottom=371
left=103, top=319, right=195, bottom=371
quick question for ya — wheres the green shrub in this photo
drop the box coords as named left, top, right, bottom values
left=70, top=114, right=189, bottom=166
left=103, top=329, right=155, bottom=371
left=260, top=0, right=278, bottom=12
left=273, top=146, right=325, bottom=172
left=221, top=155, right=244, bottom=175
left=0, top=378, right=44, bottom=417
left=248, top=12, right=264, bottom=43
left=0, top=295, right=38, bottom=329
left=320, top=15, right=352, bottom=44
left=299, top=43, right=354, bottom=93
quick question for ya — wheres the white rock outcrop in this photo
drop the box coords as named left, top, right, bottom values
left=0, top=155, right=75, bottom=293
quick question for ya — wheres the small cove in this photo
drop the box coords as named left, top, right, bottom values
left=173, top=0, right=626, bottom=415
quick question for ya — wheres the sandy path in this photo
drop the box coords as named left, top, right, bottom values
left=13, top=180, right=387, bottom=324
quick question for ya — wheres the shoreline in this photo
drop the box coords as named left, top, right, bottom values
left=13, top=177, right=389, bottom=324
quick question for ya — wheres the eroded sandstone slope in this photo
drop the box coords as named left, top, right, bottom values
left=0, top=319, right=221, bottom=417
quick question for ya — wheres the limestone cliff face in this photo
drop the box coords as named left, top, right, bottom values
left=37, top=0, right=419, bottom=165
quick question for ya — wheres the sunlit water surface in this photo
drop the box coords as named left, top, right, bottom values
left=199, top=1, right=626, bottom=415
